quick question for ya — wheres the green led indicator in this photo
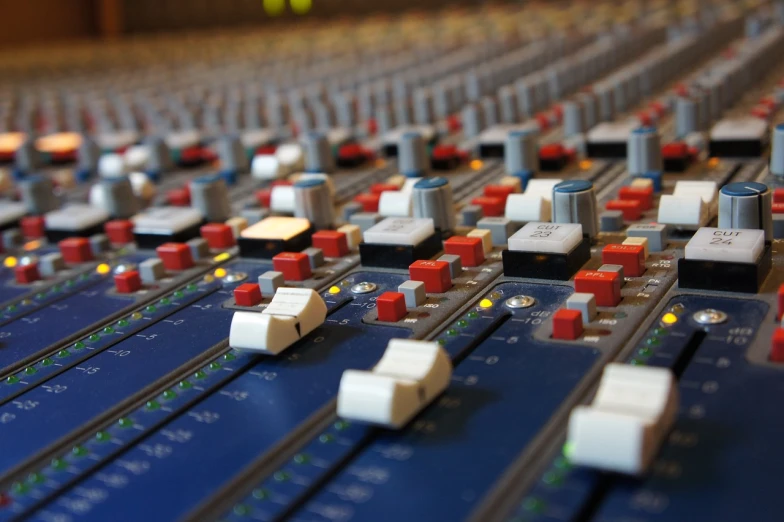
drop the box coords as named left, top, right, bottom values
left=162, top=390, right=176, bottom=400
left=187, top=284, right=198, bottom=292
left=466, top=311, right=479, bottom=319
left=174, top=290, right=184, bottom=298
left=117, top=319, right=129, bottom=327
left=51, top=285, right=61, bottom=293
left=645, top=337, right=660, bottom=346
left=194, top=370, right=207, bottom=380
left=145, top=305, right=156, bottom=313
left=24, top=367, right=36, bottom=375
left=146, top=400, right=160, bottom=410
left=273, top=470, right=290, bottom=482
left=35, top=292, right=46, bottom=300
left=57, top=349, right=69, bottom=358
left=5, top=375, right=19, bottom=385
left=12, top=482, right=28, bottom=494
left=542, top=471, right=563, bottom=486
left=28, top=472, right=44, bottom=484
left=553, top=456, right=571, bottom=470
left=293, top=453, right=310, bottom=464
left=95, top=431, right=111, bottom=442
left=88, top=334, right=100, bottom=342
left=522, top=497, right=546, bottom=514
left=562, top=442, right=575, bottom=458
left=80, top=273, right=89, bottom=280
left=6, top=304, right=16, bottom=312
left=447, top=329, right=458, bottom=336
left=118, top=417, right=134, bottom=428
left=223, top=352, right=235, bottom=361
left=73, top=341, right=86, bottom=350
left=334, top=420, right=350, bottom=431
left=630, top=358, right=646, bottom=366
left=456, top=320, right=468, bottom=328
left=41, top=358, right=54, bottom=366
left=208, top=362, right=221, bottom=371
left=71, top=446, right=88, bottom=457
left=233, top=504, right=251, bottom=516
left=319, top=433, right=335, bottom=443
left=252, top=488, right=270, bottom=500
left=65, top=280, right=75, bottom=287
left=103, top=326, right=115, bottom=334
left=159, top=298, right=171, bottom=306
left=51, top=457, right=68, bottom=470
left=638, top=347, right=653, bottom=357
left=437, top=338, right=447, bottom=345
left=178, top=380, right=192, bottom=390
left=653, top=327, right=668, bottom=336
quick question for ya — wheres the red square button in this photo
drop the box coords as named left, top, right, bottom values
left=471, top=196, right=505, bottom=217
left=602, top=244, right=646, bottom=277
left=376, top=291, right=407, bottom=322
left=777, top=284, right=784, bottom=320
left=354, top=193, right=381, bottom=213
left=234, top=283, right=263, bottom=306
left=255, top=188, right=272, bottom=208
left=774, top=188, right=784, bottom=204
left=409, top=260, right=452, bottom=294
left=552, top=309, right=584, bottom=340
left=618, top=186, right=654, bottom=210
left=370, top=183, right=400, bottom=195
left=59, top=238, right=94, bottom=264
left=272, top=252, right=312, bottom=281
left=105, top=220, right=135, bottom=245
left=114, top=270, right=142, bottom=294
left=15, top=263, right=40, bottom=284
left=201, top=223, right=236, bottom=249
left=772, top=328, right=784, bottom=363
left=606, top=199, right=643, bottom=221
left=574, top=270, right=622, bottom=307
left=483, top=185, right=516, bottom=203
left=20, top=216, right=46, bottom=239
left=166, top=187, right=191, bottom=207
left=444, top=236, right=485, bottom=267
left=312, top=230, right=349, bottom=258
left=156, top=243, right=194, bottom=271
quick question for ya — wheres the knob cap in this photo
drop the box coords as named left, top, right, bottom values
left=412, top=177, right=455, bottom=232
left=627, top=127, right=663, bottom=176
left=217, top=135, right=249, bottom=175
left=770, top=124, right=784, bottom=177
left=294, top=177, right=335, bottom=230
left=461, top=103, right=483, bottom=139
left=551, top=180, right=599, bottom=239
left=504, top=129, right=538, bottom=176
left=302, top=131, right=334, bottom=173
left=675, top=96, right=698, bottom=137
left=562, top=101, right=585, bottom=137
left=98, top=177, right=139, bottom=218
left=190, top=175, right=232, bottom=222
left=398, top=132, right=429, bottom=177
left=718, top=181, right=772, bottom=241
left=18, top=175, right=58, bottom=214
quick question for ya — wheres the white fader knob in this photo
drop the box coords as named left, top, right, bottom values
left=566, top=363, right=678, bottom=475
left=229, top=288, right=327, bottom=355
left=337, top=339, right=452, bottom=429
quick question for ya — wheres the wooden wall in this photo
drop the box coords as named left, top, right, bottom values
left=0, top=0, right=97, bottom=48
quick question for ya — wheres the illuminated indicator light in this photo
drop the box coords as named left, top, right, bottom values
left=562, top=441, right=575, bottom=458
left=131, top=312, right=143, bottom=320
left=3, top=257, right=17, bottom=268
left=273, top=471, right=290, bottom=482
left=95, top=431, right=110, bottom=443
left=5, top=375, right=19, bottom=385
left=661, top=313, right=678, bottom=325
left=233, top=505, right=252, bottom=517
left=65, top=280, right=75, bottom=287
left=630, top=358, right=646, bottom=365
left=145, top=400, right=160, bottom=410
left=470, top=159, right=483, bottom=170
left=71, top=446, right=88, bottom=457
left=319, top=433, right=335, bottom=443
left=328, top=286, right=341, bottom=295
left=467, top=311, right=478, bottom=319
left=51, top=457, right=68, bottom=470
left=290, top=0, right=312, bottom=14
left=523, top=497, right=546, bottom=514
left=437, top=338, right=447, bottom=345
left=145, top=305, right=156, bottom=313
left=117, top=319, right=129, bottom=327
left=103, top=326, right=114, bottom=334
left=214, top=268, right=228, bottom=278
left=24, top=240, right=42, bottom=251
left=479, top=298, right=493, bottom=308
left=41, top=358, right=54, bottom=366
left=0, top=132, right=25, bottom=154
left=670, top=303, right=685, bottom=314
left=252, top=488, right=270, bottom=500
left=74, top=341, right=86, bottom=350
left=35, top=293, right=45, bottom=300
left=645, top=337, right=660, bottom=346
left=293, top=453, right=310, bottom=464
left=263, top=0, right=285, bottom=16
left=203, top=274, right=215, bottom=283
left=12, top=482, right=28, bottom=494
left=57, top=350, right=69, bottom=358
left=174, top=290, right=184, bottom=298
left=334, top=420, right=350, bottom=431
left=159, top=298, right=170, bottom=306
left=24, top=367, right=36, bottom=375
left=118, top=418, right=134, bottom=428
left=6, top=305, right=16, bottom=312
left=35, top=132, right=82, bottom=153
left=223, top=352, right=236, bottom=361
left=194, top=370, right=207, bottom=379
left=96, top=264, right=111, bottom=275
left=178, top=380, right=192, bottom=390
left=456, top=320, right=468, bottom=328
left=28, top=472, right=44, bottom=484
left=209, top=362, right=221, bottom=371
left=162, top=390, right=176, bottom=400
left=638, top=347, right=653, bottom=357
left=708, top=157, right=720, bottom=168
left=213, top=252, right=231, bottom=263
left=553, top=456, right=571, bottom=470
left=187, top=283, right=198, bottom=291
left=542, top=471, right=563, bottom=486
left=447, top=329, right=458, bottom=336
left=579, top=159, right=593, bottom=170
left=653, top=327, right=668, bottom=336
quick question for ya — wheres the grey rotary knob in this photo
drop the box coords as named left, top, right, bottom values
left=294, top=177, right=335, bottom=230
left=675, top=96, right=698, bottom=137
left=100, top=177, right=140, bottom=218
left=190, top=175, right=232, bottom=222
left=398, top=132, right=429, bottom=177
left=412, top=177, right=456, bottom=232
left=627, top=127, right=662, bottom=176
left=770, top=124, right=784, bottom=177
left=302, top=131, right=334, bottom=173
left=551, top=179, right=599, bottom=239
left=504, top=129, right=538, bottom=176
left=18, top=175, right=58, bottom=214
left=719, top=182, right=772, bottom=241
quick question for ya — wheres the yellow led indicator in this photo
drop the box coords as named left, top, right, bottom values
left=479, top=298, right=493, bottom=309
left=328, top=286, right=341, bottom=295
left=214, top=268, right=228, bottom=278
left=96, top=264, right=111, bottom=275
left=213, top=252, right=231, bottom=263
left=708, top=157, right=720, bottom=168
left=290, top=0, right=312, bottom=15
left=23, top=240, right=41, bottom=251
left=579, top=160, right=593, bottom=170
left=3, top=257, right=17, bottom=268
left=263, top=0, right=286, bottom=16
left=661, top=313, right=678, bottom=325
left=374, top=159, right=386, bottom=168
left=470, top=159, right=483, bottom=171
left=203, top=275, right=215, bottom=283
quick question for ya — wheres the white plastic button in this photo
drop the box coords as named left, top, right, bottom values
left=684, top=227, right=765, bottom=264
left=507, top=222, right=583, bottom=254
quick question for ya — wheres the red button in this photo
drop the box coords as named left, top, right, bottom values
left=483, top=185, right=516, bottom=203
left=114, top=270, right=142, bottom=294
left=255, top=188, right=272, bottom=208
left=539, top=143, right=565, bottom=160
left=167, top=187, right=191, bottom=206
left=338, top=144, right=365, bottom=163
left=59, top=238, right=94, bottom=264
left=662, top=142, right=689, bottom=160
left=234, top=283, right=262, bottom=306
left=354, top=193, right=381, bottom=213
left=409, top=260, right=452, bottom=293
left=552, top=309, right=584, bottom=340
left=20, top=216, right=46, bottom=239
left=376, top=291, right=407, bottom=322
left=471, top=196, right=505, bottom=217
left=606, top=199, right=643, bottom=221
left=778, top=284, right=784, bottom=320
left=618, top=186, right=653, bottom=210
left=272, top=252, right=312, bottom=281
left=574, top=270, right=622, bottom=307
left=772, top=328, right=784, bottom=363
left=104, top=220, right=135, bottom=245
left=312, top=230, right=349, bottom=258
left=15, top=263, right=40, bottom=284
left=201, top=223, right=236, bottom=249
left=444, top=236, right=485, bottom=267
left=774, top=203, right=784, bottom=214
left=156, top=243, right=194, bottom=271
left=775, top=188, right=784, bottom=204
left=369, top=183, right=400, bottom=195
left=602, top=244, right=646, bottom=277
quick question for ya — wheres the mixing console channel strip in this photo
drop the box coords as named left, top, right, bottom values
left=4, top=0, right=784, bottom=521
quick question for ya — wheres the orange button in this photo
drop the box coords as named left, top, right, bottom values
left=104, top=220, right=135, bottom=245
left=409, top=260, right=452, bottom=293
left=201, top=223, right=236, bottom=249
left=354, top=193, right=381, bottom=213
left=312, top=230, right=349, bottom=258
left=574, top=270, right=622, bottom=307
left=444, top=236, right=485, bottom=267
left=272, top=252, right=312, bottom=281
left=156, top=243, right=194, bottom=271
left=606, top=199, right=643, bottom=221
left=59, top=238, right=94, bottom=264
left=483, top=185, right=516, bottom=203
left=114, top=270, right=142, bottom=294
left=618, top=186, right=653, bottom=210
left=471, top=196, right=505, bottom=217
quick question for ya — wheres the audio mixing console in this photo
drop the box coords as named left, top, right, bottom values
left=1, top=0, right=784, bottom=520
